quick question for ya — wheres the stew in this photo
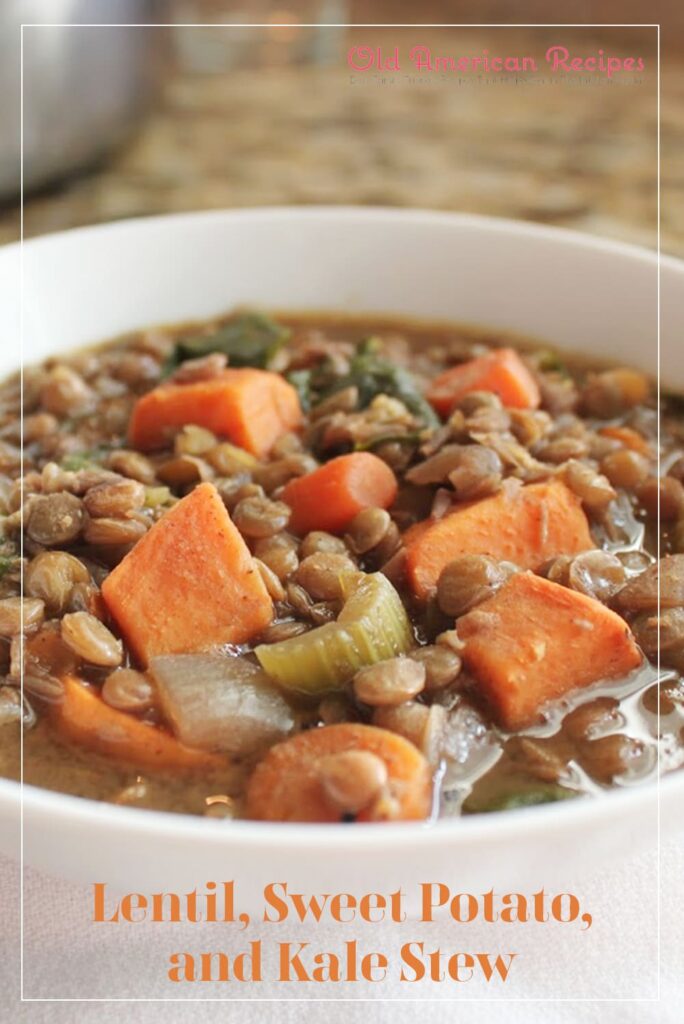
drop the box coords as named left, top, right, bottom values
left=0, top=310, right=680, bottom=822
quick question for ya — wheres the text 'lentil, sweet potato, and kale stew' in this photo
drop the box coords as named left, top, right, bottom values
left=0, top=311, right=681, bottom=822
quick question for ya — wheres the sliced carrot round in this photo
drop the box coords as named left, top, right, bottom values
left=245, top=723, right=432, bottom=823
left=281, top=453, right=398, bottom=536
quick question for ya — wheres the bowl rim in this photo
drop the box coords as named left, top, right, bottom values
left=2, top=202, right=682, bottom=272
left=2, top=205, right=681, bottom=850
left=0, top=772, right=672, bottom=851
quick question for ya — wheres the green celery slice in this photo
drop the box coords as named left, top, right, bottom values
left=255, top=572, right=413, bottom=695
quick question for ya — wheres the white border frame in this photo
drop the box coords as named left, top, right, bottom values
left=18, top=19, right=663, bottom=1003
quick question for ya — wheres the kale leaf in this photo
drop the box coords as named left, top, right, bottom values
left=163, top=312, right=290, bottom=376
left=312, top=337, right=440, bottom=429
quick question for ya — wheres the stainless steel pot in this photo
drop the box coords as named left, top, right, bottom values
left=0, top=0, right=166, bottom=198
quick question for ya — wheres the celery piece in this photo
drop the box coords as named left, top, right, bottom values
left=144, top=486, right=172, bottom=508
left=463, top=784, right=580, bottom=814
left=255, top=572, right=413, bottom=695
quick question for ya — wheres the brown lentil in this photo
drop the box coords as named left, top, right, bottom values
left=507, top=736, right=568, bottom=784
left=318, top=749, right=388, bottom=815
left=258, top=619, right=310, bottom=644
left=581, top=368, right=650, bottom=418
left=410, top=644, right=462, bottom=692
left=102, top=669, right=155, bottom=713
left=448, top=445, right=503, bottom=500
left=40, top=365, right=94, bottom=417
left=206, top=442, right=258, bottom=476
left=106, top=450, right=157, bottom=485
left=61, top=612, right=123, bottom=667
left=579, top=733, right=649, bottom=784
left=23, top=412, right=59, bottom=443
left=637, top=476, right=684, bottom=521
left=254, top=455, right=318, bottom=494
left=345, top=507, right=392, bottom=555
left=536, top=436, right=589, bottom=464
left=600, top=449, right=650, bottom=490
left=632, top=608, right=684, bottom=667
left=253, top=534, right=299, bottom=581
left=299, top=531, right=348, bottom=558
left=353, top=656, right=426, bottom=707
left=254, top=558, right=287, bottom=602
left=27, top=493, right=86, bottom=547
left=23, top=672, right=65, bottom=703
left=171, top=352, right=227, bottom=382
left=84, top=517, right=148, bottom=546
left=563, top=460, right=616, bottom=515
left=318, top=694, right=356, bottom=725
left=562, top=697, right=624, bottom=743
left=25, top=551, right=90, bottom=615
left=567, top=550, right=626, bottom=603
left=437, top=555, right=507, bottom=618
left=295, top=552, right=357, bottom=602
left=84, top=478, right=146, bottom=519
left=157, top=455, right=213, bottom=487
left=174, top=425, right=217, bottom=457
left=232, top=495, right=290, bottom=539
left=0, top=597, right=45, bottom=638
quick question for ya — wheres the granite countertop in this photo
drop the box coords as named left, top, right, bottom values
left=1, top=25, right=681, bottom=255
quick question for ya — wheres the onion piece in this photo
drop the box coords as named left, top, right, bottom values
left=149, top=653, right=294, bottom=757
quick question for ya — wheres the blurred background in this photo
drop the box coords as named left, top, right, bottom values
left=0, top=1, right=680, bottom=254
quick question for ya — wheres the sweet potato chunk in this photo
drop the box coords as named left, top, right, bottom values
left=405, top=479, right=594, bottom=600
left=427, top=348, right=541, bottom=417
left=128, top=368, right=302, bottom=457
left=50, top=676, right=224, bottom=771
left=101, top=482, right=273, bottom=665
left=459, top=572, right=642, bottom=730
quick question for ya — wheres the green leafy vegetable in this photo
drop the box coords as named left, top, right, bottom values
left=300, top=337, right=439, bottom=429
left=144, top=486, right=173, bottom=508
left=463, top=783, right=580, bottom=814
left=0, top=554, right=15, bottom=579
left=330, top=338, right=440, bottom=428
left=163, top=313, right=290, bottom=376
left=286, top=369, right=313, bottom=412
left=60, top=447, right=111, bottom=471
left=356, top=432, right=423, bottom=452
left=536, top=349, right=569, bottom=376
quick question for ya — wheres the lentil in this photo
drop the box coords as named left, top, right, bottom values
left=61, top=612, right=123, bottom=667
left=318, top=750, right=388, bottom=814
left=102, top=669, right=155, bottom=713
left=353, top=657, right=426, bottom=707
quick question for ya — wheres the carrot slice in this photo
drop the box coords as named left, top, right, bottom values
left=458, top=572, right=642, bottom=730
left=101, top=482, right=273, bottom=665
left=50, top=676, right=224, bottom=771
left=245, top=723, right=432, bottom=822
left=405, top=479, right=594, bottom=600
left=281, top=452, right=398, bottom=536
left=128, top=368, right=302, bottom=457
left=427, top=348, right=541, bottom=417
left=598, top=425, right=652, bottom=457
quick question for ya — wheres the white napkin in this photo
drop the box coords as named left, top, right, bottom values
left=1, top=829, right=682, bottom=1024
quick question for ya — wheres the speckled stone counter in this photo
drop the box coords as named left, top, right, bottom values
left=1, top=24, right=681, bottom=255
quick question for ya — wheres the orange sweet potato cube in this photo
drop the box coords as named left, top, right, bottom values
left=458, top=572, right=642, bottom=730
left=101, top=482, right=273, bottom=665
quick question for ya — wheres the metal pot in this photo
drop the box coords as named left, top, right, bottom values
left=0, top=0, right=166, bottom=198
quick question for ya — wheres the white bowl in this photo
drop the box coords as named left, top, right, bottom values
left=0, top=208, right=681, bottom=904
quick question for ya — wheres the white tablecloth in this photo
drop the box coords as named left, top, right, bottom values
left=1, top=829, right=682, bottom=1024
